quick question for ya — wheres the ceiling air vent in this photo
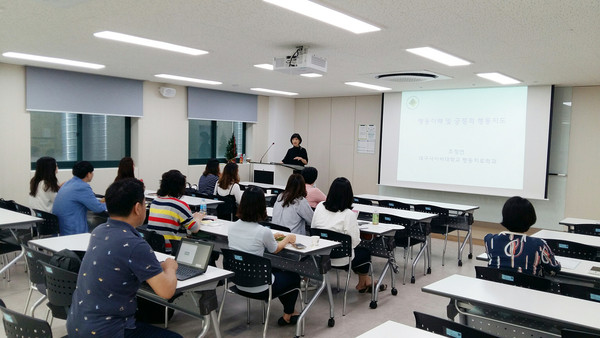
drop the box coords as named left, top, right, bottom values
left=376, top=71, right=448, bottom=83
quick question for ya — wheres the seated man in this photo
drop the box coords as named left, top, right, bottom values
left=52, top=161, right=106, bottom=235
left=67, top=178, right=181, bottom=337
left=484, top=196, right=561, bottom=276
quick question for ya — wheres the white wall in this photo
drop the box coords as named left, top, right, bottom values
left=2, top=62, right=599, bottom=229
left=267, top=97, right=295, bottom=163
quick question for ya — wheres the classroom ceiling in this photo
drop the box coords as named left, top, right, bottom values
left=1, top=0, right=599, bottom=98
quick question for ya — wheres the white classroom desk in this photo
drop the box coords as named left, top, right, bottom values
left=144, top=190, right=223, bottom=207
left=476, top=252, right=600, bottom=284
left=422, top=274, right=600, bottom=336
left=532, top=229, right=600, bottom=248
left=353, top=204, right=436, bottom=284
left=351, top=203, right=436, bottom=223
left=356, top=193, right=478, bottom=266
left=357, top=222, right=405, bottom=307
left=560, top=217, right=600, bottom=232
left=28, top=233, right=233, bottom=338
left=198, top=219, right=340, bottom=336
left=355, top=193, right=479, bottom=213
left=0, top=208, right=43, bottom=275
left=357, top=320, right=439, bottom=338
left=239, top=181, right=285, bottom=191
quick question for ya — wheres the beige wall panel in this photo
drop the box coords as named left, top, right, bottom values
left=329, top=97, right=356, bottom=184
left=306, top=98, right=332, bottom=189
left=353, top=95, right=382, bottom=195
left=0, top=64, right=30, bottom=204
left=564, top=86, right=600, bottom=218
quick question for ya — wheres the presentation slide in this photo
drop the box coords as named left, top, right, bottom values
left=380, top=86, right=552, bottom=199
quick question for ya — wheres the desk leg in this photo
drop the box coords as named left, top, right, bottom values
left=295, top=276, right=334, bottom=338
left=0, top=229, right=26, bottom=277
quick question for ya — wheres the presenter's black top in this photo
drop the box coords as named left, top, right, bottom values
left=282, top=146, right=308, bottom=166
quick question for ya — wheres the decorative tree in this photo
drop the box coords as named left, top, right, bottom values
left=225, top=133, right=237, bottom=162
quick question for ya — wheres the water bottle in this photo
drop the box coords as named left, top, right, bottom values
left=200, top=199, right=207, bottom=215
left=372, top=209, right=379, bottom=225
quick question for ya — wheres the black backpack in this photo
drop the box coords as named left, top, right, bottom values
left=48, top=249, right=84, bottom=273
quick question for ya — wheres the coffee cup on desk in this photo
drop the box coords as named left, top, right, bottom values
left=311, top=236, right=320, bottom=247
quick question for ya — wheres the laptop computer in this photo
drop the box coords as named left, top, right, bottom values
left=174, top=238, right=214, bottom=281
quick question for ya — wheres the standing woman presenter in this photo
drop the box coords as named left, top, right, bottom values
left=282, top=133, right=308, bottom=166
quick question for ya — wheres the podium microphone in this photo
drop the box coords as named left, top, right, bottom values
left=260, top=142, right=275, bottom=163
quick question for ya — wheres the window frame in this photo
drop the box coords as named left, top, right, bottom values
left=188, top=121, right=246, bottom=165
left=30, top=113, right=131, bottom=170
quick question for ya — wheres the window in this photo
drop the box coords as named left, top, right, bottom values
left=30, top=112, right=130, bottom=169
left=189, top=120, right=245, bottom=164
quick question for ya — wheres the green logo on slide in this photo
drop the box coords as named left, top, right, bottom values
left=407, top=96, right=419, bottom=109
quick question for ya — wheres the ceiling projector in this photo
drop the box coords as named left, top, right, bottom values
left=273, top=46, right=327, bottom=75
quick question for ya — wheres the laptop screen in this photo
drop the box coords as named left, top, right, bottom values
left=176, top=239, right=213, bottom=269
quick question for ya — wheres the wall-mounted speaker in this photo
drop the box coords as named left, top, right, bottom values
left=159, top=86, right=176, bottom=98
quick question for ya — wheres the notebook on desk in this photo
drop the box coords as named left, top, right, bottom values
left=175, top=238, right=214, bottom=281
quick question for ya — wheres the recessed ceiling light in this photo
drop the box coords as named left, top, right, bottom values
left=345, top=82, right=391, bottom=91
left=155, top=74, right=222, bottom=85
left=406, top=47, right=471, bottom=66
left=250, top=88, right=298, bottom=96
left=254, top=64, right=274, bottom=70
left=562, top=101, right=572, bottom=107
left=2, top=52, right=105, bottom=69
left=263, top=0, right=380, bottom=34
left=300, top=73, right=323, bottom=78
left=476, top=72, right=521, bottom=85
left=94, top=31, right=208, bottom=56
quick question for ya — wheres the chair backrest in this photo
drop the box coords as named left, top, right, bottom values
left=138, top=228, right=166, bottom=253
left=378, top=200, right=411, bottom=210
left=414, top=311, right=497, bottom=338
left=561, top=328, right=600, bottom=338
left=221, top=249, right=272, bottom=288
left=560, top=282, right=600, bottom=303
left=543, top=238, right=598, bottom=261
left=22, top=245, right=53, bottom=285
left=31, top=209, right=60, bottom=237
left=413, top=204, right=449, bottom=227
left=0, top=199, right=32, bottom=215
left=215, top=194, right=238, bottom=221
left=1, top=303, right=53, bottom=338
left=474, top=266, right=553, bottom=292
left=352, top=196, right=373, bottom=206
left=572, top=224, right=600, bottom=237
left=39, top=261, right=78, bottom=319
left=259, top=221, right=291, bottom=233
left=310, top=228, right=352, bottom=260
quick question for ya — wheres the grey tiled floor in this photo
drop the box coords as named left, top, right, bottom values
left=0, top=238, right=487, bottom=337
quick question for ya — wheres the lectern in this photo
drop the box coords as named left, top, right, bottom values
left=249, top=162, right=304, bottom=186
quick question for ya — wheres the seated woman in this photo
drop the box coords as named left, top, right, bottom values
left=114, top=157, right=136, bottom=182
left=484, top=196, right=561, bottom=276
left=272, top=174, right=314, bottom=235
left=301, top=166, right=326, bottom=209
left=197, top=158, right=220, bottom=195
left=311, top=177, right=385, bottom=293
left=214, top=162, right=243, bottom=204
left=147, top=170, right=204, bottom=252
left=228, top=186, right=301, bottom=326
left=29, top=156, right=61, bottom=212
